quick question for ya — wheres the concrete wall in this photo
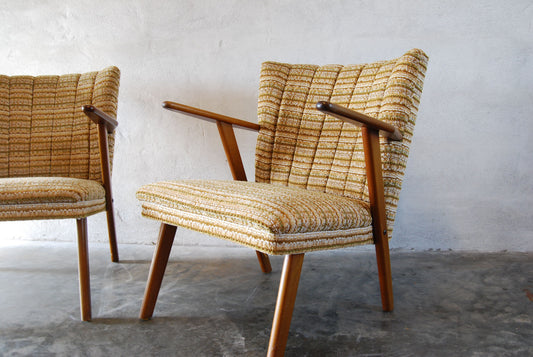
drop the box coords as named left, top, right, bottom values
left=1, top=0, right=532, bottom=251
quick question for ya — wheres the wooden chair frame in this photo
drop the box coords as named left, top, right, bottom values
left=140, top=100, right=400, bottom=355
left=76, top=105, right=119, bottom=321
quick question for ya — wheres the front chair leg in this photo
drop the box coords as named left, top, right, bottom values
left=140, top=223, right=178, bottom=320
left=268, top=254, right=305, bottom=357
left=76, top=218, right=91, bottom=321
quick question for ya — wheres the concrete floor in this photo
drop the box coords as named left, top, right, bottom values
left=0, top=240, right=531, bottom=356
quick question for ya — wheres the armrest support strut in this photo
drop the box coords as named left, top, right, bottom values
left=82, top=105, right=119, bottom=261
left=316, top=101, right=394, bottom=310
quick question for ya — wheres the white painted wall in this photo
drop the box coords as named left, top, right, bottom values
left=1, top=0, right=532, bottom=251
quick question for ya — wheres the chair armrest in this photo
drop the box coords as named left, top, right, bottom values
left=316, top=101, right=402, bottom=141
left=82, top=105, right=119, bottom=133
left=162, top=101, right=260, bottom=132
left=162, top=102, right=272, bottom=270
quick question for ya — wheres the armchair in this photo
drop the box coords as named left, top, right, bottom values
left=0, top=66, right=121, bottom=321
left=137, top=49, right=428, bottom=355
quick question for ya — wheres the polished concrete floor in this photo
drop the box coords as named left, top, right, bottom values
left=0, top=240, right=531, bottom=356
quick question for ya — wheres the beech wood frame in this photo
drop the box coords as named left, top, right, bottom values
left=139, top=100, right=400, bottom=355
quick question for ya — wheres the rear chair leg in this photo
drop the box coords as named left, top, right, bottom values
left=361, top=126, right=394, bottom=312
left=140, top=223, right=178, bottom=320
left=256, top=251, right=272, bottom=273
left=105, top=200, right=119, bottom=263
left=374, top=230, right=393, bottom=311
left=267, top=254, right=305, bottom=357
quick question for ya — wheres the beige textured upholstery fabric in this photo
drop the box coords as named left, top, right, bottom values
left=0, top=66, right=120, bottom=182
left=0, top=177, right=105, bottom=220
left=137, top=49, right=428, bottom=255
left=137, top=180, right=373, bottom=255
left=0, top=66, right=120, bottom=220
left=255, top=49, right=428, bottom=235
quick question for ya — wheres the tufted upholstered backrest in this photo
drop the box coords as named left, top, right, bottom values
left=255, top=49, right=428, bottom=233
left=0, top=66, right=120, bottom=184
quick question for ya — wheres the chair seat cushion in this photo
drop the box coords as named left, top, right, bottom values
left=136, top=180, right=374, bottom=255
left=0, top=177, right=106, bottom=220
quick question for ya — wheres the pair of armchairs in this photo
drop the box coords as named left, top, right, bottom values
left=0, top=49, right=428, bottom=356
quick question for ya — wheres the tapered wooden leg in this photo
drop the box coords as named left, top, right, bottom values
left=140, top=223, right=177, bottom=320
left=95, top=121, right=119, bottom=263
left=361, top=127, right=394, bottom=312
left=267, top=254, right=305, bottom=357
left=105, top=200, right=119, bottom=263
left=256, top=251, right=272, bottom=273
left=375, top=232, right=393, bottom=311
left=76, top=218, right=91, bottom=321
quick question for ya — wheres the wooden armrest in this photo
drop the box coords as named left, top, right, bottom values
left=162, top=101, right=260, bottom=132
left=316, top=101, right=402, bottom=141
left=82, top=105, right=118, bottom=133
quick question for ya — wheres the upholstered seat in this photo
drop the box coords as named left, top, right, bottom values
left=137, top=179, right=373, bottom=254
left=0, top=177, right=106, bottom=219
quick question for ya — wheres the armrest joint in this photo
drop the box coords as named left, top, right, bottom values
left=82, top=105, right=118, bottom=133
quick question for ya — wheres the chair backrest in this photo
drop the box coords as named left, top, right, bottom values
left=255, top=49, right=428, bottom=234
left=0, top=66, right=120, bottom=184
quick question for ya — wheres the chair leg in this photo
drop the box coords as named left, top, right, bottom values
left=256, top=251, right=272, bottom=273
left=95, top=119, right=119, bottom=263
left=105, top=200, right=119, bottom=263
left=375, top=231, right=394, bottom=311
left=267, top=254, right=305, bottom=357
left=361, top=127, right=394, bottom=312
left=140, top=223, right=177, bottom=320
left=76, top=218, right=91, bottom=321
